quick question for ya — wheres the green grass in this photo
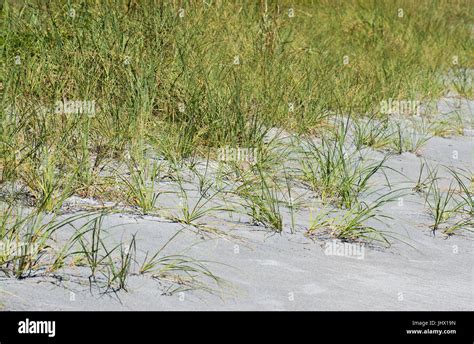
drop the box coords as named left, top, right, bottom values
left=444, top=167, right=474, bottom=234
left=237, top=169, right=284, bottom=232
left=170, top=168, right=230, bottom=231
left=390, top=119, right=433, bottom=154
left=352, top=116, right=393, bottom=150
left=448, top=167, right=473, bottom=217
left=307, top=192, right=400, bottom=246
left=121, top=157, right=163, bottom=214
left=299, top=118, right=389, bottom=208
left=138, top=228, right=222, bottom=294
left=0, top=1, right=473, bottom=295
left=0, top=207, right=220, bottom=292
left=413, top=160, right=439, bottom=194
left=0, top=207, right=99, bottom=278
left=1, top=1, right=472, bottom=195
left=425, top=180, right=457, bottom=233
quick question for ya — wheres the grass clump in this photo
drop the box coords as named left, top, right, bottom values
left=413, top=160, right=439, bottom=194
left=299, top=121, right=388, bottom=208
left=425, top=180, right=457, bottom=233
left=307, top=191, right=403, bottom=246
left=0, top=208, right=220, bottom=293
left=443, top=168, right=474, bottom=234
left=237, top=172, right=284, bottom=232
left=352, top=117, right=393, bottom=150
left=121, top=158, right=163, bottom=214
left=390, top=119, right=433, bottom=155
left=0, top=207, right=96, bottom=278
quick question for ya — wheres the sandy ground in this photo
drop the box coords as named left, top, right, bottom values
left=0, top=97, right=472, bottom=311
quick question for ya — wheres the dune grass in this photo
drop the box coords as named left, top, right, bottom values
left=0, top=207, right=219, bottom=293
left=0, top=1, right=473, bottom=294
left=299, top=119, right=389, bottom=208
left=1, top=1, right=472, bottom=196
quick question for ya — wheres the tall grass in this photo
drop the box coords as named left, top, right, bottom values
left=1, top=1, right=472, bottom=198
